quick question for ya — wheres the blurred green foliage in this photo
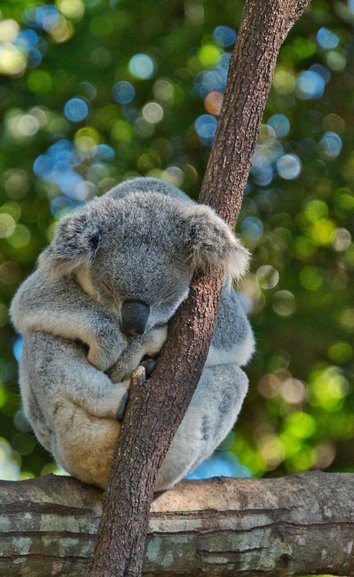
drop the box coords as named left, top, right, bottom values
left=0, top=0, right=353, bottom=484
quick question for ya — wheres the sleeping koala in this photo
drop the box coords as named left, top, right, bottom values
left=11, top=177, right=255, bottom=490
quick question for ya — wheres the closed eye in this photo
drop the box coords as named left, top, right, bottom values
left=163, top=289, right=179, bottom=300
left=101, top=281, right=114, bottom=295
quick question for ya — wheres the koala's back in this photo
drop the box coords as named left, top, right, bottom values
left=105, top=177, right=194, bottom=204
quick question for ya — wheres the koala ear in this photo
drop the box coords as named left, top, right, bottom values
left=183, top=205, right=250, bottom=281
left=39, top=210, right=101, bottom=278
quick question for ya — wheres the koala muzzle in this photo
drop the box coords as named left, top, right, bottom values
left=121, top=300, right=150, bottom=336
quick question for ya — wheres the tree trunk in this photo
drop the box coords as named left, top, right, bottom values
left=0, top=473, right=353, bottom=577
left=88, top=1, right=312, bottom=575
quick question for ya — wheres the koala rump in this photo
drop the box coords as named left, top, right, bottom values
left=10, top=177, right=254, bottom=490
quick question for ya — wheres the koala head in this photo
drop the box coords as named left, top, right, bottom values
left=40, top=180, right=249, bottom=335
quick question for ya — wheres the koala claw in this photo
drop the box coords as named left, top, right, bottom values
left=116, top=390, right=129, bottom=421
left=140, top=356, right=156, bottom=378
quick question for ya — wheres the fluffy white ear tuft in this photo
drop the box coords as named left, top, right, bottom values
left=38, top=210, right=101, bottom=278
left=183, top=204, right=250, bottom=281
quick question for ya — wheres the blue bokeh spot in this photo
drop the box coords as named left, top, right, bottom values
left=213, top=25, right=237, bottom=48
left=296, top=70, right=325, bottom=100
left=268, top=114, right=290, bottom=138
left=186, top=451, right=251, bottom=480
left=318, top=131, right=342, bottom=159
left=276, top=153, right=302, bottom=179
left=194, top=114, right=217, bottom=139
left=317, top=27, right=339, bottom=50
left=128, top=54, right=155, bottom=79
left=112, top=81, right=135, bottom=104
left=64, top=98, right=89, bottom=122
left=94, top=144, right=116, bottom=161
left=13, top=337, right=23, bottom=363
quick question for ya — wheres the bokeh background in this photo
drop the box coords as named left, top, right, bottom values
left=0, top=0, right=353, bottom=486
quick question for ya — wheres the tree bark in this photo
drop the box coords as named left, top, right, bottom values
left=88, top=1, right=312, bottom=575
left=0, top=473, right=353, bottom=577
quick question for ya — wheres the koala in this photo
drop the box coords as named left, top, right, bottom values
left=11, top=177, right=255, bottom=491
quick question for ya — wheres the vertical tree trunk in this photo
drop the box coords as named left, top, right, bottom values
left=88, top=1, right=311, bottom=576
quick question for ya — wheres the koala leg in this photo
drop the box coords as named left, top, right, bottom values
left=53, top=404, right=120, bottom=488
left=20, top=331, right=127, bottom=487
left=155, top=364, right=248, bottom=491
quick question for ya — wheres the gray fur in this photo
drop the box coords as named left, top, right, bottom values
left=11, top=177, right=255, bottom=491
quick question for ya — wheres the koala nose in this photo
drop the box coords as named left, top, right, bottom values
left=121, top=300, right=150, bottom=336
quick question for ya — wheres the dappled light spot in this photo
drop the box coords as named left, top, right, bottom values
left=317, top=27, right=339, bottom=50
left=57, top=0, right=85, bottom=20
left=213, top=25, right=237, bottom=48
left=194, top=68, right=227, bottom=98
left=296, top=70, right=325, bottom=99
left=112, top=81, right=135, bottom=104
left=333, top=228, right=352, bottom=251
left=0, top=214, right=16, bottom=238
left=0, top=19, right=19, bottom=43
left=310, top=63, right=331, bottom=84
left=186, top=451, right=251, bottom=480
left=13, top=337, right=23, bottom=362
left=328, top=341, right=353, bottom=364
left=318, top=131, right=342, bottom=160
left=0, top=438, right=21, bottom=481
left=325, top=50, right=347, bottom=71
left=153, top=79, right=174, bottom=103
left=27, top=70, right=52, bottom=93
left=258, top=434, right=285, bottom=470
left=198, top=44, right=222, bottom=68
left=256, top=265, right=280, bottom=290
left=299, top=266, right=324, bottom=291
left=0, top=44, right=27, bottom=76
left=204, top=91, right=223, bottom=115
left=241, top=217, right=264, bottom=242
left=268, top=113, right=290, bottom=137
left=142, top=102, right=164, bottom=124
left=272, top=290, right=296, bottom=317
left=64, top=97, right=89, bottom=122
left=7, top=224, right=31, bottom=249
left=310, top=365, right=349, bottom=412
left=129, top=54, right=155, bottom=80
left=194, top=113, right=217, bottom=144
left=24, top=4, right=61, bottom=31
left=273, top=67, right=296, bottom=94
left=276, top=153, right=302, bottom=179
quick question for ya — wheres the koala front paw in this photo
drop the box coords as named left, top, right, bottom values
left=87, top=340, right=125, bottom=372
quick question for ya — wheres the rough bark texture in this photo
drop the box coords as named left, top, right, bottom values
left=0, top=473, right=353, bottom=577
left=88, top=1, right=312, bottom=575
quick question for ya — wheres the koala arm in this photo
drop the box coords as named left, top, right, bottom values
left=21, top=331, right=129, bottom=427
left=10, top=269, right=126, bottom=371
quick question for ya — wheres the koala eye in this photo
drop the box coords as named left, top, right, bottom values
left=101, top=281, right=114, bottom=295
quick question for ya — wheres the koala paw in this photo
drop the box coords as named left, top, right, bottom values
left=140, top=356, right=156, bottom=378
left=116, top=390, right=129, bottom=421
left=88, top=342, right=123, bottom=372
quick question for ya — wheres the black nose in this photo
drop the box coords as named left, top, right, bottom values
left=121, top=300, right=150, bottom=336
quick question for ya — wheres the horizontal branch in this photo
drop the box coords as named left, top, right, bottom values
left=0, top=472, right=353, bottom=576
